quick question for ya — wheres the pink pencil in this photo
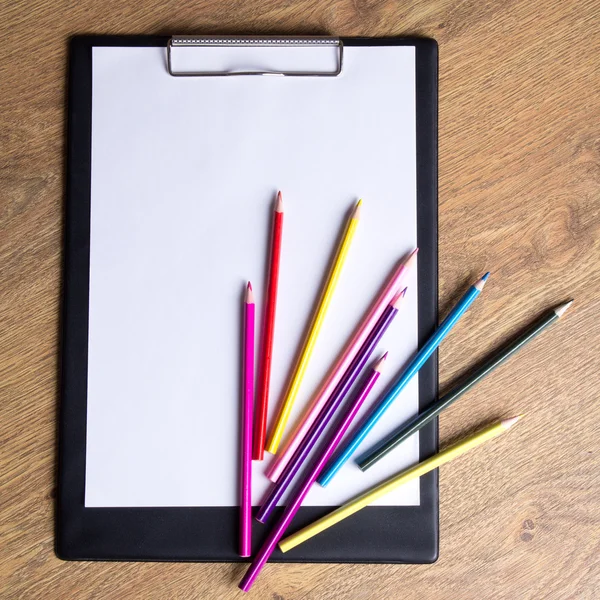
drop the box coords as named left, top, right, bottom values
left=265, top=249, right=417, bottom=482
left=239, top=354, right=387, bottom=591
left=240, top=282, right=255, bottom=557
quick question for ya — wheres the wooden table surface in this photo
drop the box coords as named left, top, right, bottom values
left=1, top=0, right=599, bottom=598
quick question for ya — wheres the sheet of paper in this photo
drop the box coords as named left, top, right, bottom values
left=86, top=44, right=420, bottom=507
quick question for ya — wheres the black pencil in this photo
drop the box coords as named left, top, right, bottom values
left=357, top=299, right=573, bottom=471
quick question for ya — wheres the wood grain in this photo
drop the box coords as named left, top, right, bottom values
left=1, top=0, right=599, bottom=598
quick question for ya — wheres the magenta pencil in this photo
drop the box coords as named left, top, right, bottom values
left=239, top=354, right=387, bottom=591
left=266, top=249, right=417, bottom=482
left=240, top=282, right=255, bottom=557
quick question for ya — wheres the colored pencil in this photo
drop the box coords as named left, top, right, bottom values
left=266, top=249, right=417, bottom=482
left=318, top=272, right=490, bottom=487
left=357, top=299, right=573, bottom=470
left=240, top=282, right=255, bottom=557
left=239, top=355, right=388, bottom=592
left=256, top=290, right=407, bottom=523
left=253, top=192, right=284, bottom=461
left=280, top=415, right=522, bottom=553
left=266, top=200, right=362, bottom=454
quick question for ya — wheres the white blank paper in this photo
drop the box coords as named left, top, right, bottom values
left=85, top=44, right=420, bottom=508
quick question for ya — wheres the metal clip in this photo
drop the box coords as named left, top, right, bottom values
left=167, top=35, right=343, bottom=77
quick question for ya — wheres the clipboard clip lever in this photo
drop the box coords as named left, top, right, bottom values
left=167, top=35, right=343, bottom=77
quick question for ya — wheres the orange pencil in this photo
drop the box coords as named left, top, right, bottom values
left=253, top=192, right=284, bottom=460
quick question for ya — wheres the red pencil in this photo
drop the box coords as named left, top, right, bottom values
left=253, top=191, right=284, bottom=460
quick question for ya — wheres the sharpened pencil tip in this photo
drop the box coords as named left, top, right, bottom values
left=554, top=299, right=574, bottom=318
left=246, top=282, right=254, bottom=303
left=501, top=415, right=523, bottom=429
left=275, top=191, right=283, bottom=213
left=391, top=287, right=408, bottom=309
left=403, top=248, right=419, bottom=270
left=474, top=272, right=490, bottom=291
left=352, top=199, right=362, bottom=219
left=373, top=352, right=388, bottom=372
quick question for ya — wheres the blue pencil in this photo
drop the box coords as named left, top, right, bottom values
left=317, top=272, right=490, bottom=487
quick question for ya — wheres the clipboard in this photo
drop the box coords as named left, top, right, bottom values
left=58, top=34, right=439, bottom=563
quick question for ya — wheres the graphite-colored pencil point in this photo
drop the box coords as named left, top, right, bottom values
left=474, top=272, right=490, bottom=291
left=275, top=191, right=283, bottom=213
left=501, top=415, right=523, bottom=429
left=352, top=199, right=362, bottom=219
left=246, top=282, right=254, bottom=303
left=373, top=352, right=388, bottom=372
left=392, top=287, right=408, bottom=308
left=554, top=299, right=574, bottom=318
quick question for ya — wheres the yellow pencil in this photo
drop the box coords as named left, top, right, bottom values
left=279, top=415, right=522, bottom=552
left=266, top=200, right=362, bottom=454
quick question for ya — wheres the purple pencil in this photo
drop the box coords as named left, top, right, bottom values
left=239, top=353, right=388, bottom=591
left=240, top=282, right=255, bottom=557
left=255, top=288, right=407, bottom=524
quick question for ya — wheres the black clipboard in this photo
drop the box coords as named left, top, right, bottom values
left=58, top=35, right=439, bottom=563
